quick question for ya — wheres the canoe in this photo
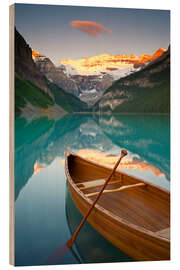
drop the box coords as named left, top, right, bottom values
left=65, top=150, right=170, bottom=261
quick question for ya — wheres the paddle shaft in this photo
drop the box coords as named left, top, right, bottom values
left=67, top=149, right=127, bottom=248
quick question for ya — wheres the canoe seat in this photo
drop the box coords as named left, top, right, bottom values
left=155, top=228, right=170, bottom=239
left=76, top=179, right=105, bottom=189
left=76, top=179, right=122, bottom=191
left=87, top=183, right=146, bottom=197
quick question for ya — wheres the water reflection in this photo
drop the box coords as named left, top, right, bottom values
left=15, top=117, right=54, bottom=200
left=75, top=149, right=164, bottom=177
left=15, top=114, right=170, bottom=200
left=97, top=114, right=170, bottom=181
left=15, top=113, right=170, bottom=266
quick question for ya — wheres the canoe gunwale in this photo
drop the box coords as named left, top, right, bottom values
left=65, top=150, right=170, bottom=244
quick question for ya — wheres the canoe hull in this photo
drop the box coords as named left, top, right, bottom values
left=68, top=182, right=170, bottom=261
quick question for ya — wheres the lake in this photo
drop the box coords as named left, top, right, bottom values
left=14, top=114, right=170, bottom=266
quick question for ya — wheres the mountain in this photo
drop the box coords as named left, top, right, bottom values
left=151, top=48, right=166, bottom=60
left=35, top=55, right=113, bottom=106
left=35, top=55, right=79, bottom=95
left=15, top=28, right=88, bottom=115
left=15, top=28, right=53, bottom=98
left=32, top=49, right=43, bottom=60
left=93, top=46, right=170, bottom=113
left=15, top=74, right=56, bottom=115
left=69, top=74, right=113, bottom=106
left=45, top=79, right=89, bottom=112
left=15, top=27, right=169, bottom=113
left=60, top=49, right=166, bottom=75
left=35, top=47, right=166, bottom=107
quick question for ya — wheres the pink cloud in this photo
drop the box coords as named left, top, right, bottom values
left=70, top=20, right=111, bottom=37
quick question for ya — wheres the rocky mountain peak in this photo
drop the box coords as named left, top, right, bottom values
left=15, top=28, right=53, bottom=98
left=151, top=48, right=166, bottom=60
left=32, top=49, right=43, bottom=60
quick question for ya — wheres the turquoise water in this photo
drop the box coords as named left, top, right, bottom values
left=15, top=114, right=170, bottom=266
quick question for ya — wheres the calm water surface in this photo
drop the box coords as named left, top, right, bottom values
left=15, top=114, right=170, bottom=266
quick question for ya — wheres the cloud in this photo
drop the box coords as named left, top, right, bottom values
left=70, top=20, right=111, bottom=37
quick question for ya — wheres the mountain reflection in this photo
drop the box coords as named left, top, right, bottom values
left=15, top=113, right=170, bottom=200
left=15, top=117, right=55, bottom=200
left=96, top=114, right=170, bottom=180
left=75, top=149, right=164, bottom=177
left=33, top=163, right=45, bottom=175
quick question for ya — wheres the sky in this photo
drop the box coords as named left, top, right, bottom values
left=15, top=3, right=170, bottom=65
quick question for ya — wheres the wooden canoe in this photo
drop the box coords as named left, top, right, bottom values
left=65, top=150, right=170, bottom=261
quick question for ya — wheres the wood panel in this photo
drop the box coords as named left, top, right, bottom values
left=9, top=4, right=15, bottom=266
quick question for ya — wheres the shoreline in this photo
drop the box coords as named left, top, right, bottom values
left=72, top=112, right=170, bottom=115
left=16, top=111, right=170, bottom=118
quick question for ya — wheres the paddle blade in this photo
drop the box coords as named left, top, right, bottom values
left=45, top=244, right=70, bottom=265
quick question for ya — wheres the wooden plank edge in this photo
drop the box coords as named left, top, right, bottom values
left=9, top=4, right=15, bottom=266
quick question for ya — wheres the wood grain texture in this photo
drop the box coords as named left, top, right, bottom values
left=65, top=151, right=170, bottom=261
left=9, top=4, right=15, bottom=266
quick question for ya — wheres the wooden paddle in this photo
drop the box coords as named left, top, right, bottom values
left=67, top=149, right=127, bottom=249
left=46, top=149, right=127, bottom=264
